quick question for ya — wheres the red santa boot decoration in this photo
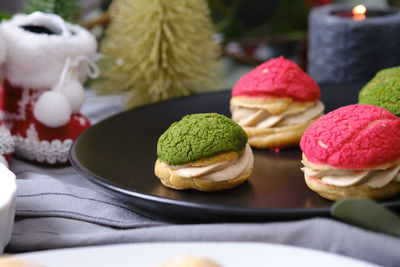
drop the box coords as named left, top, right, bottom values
left=0, top=12, right=98, bottom=165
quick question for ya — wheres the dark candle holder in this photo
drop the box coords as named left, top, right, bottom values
left=331, top=9, right=397, bottom=18
left=308, top=4, right=400, bottom=84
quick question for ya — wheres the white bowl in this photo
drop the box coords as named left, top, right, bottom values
left=0, top=163, right=16, bottom=254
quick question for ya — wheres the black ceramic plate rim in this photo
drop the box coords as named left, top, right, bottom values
left=70, top=144, right=329, bottom=217
left=70, top=91, right=400, bottom=220
left=71, top=146, right=400, bottom=218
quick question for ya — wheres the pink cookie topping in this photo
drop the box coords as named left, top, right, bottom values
left=231, top=56, right=321, bottom=101
left=300, top=105, right=400, bottom=170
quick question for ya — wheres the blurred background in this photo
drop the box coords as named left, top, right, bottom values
left=2, top=0, right=398, bottom=69
left=0, top=0, right=398, bottom=90
left=0, top=0, right=400, bottom=69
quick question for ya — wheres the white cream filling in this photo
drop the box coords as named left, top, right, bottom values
left=231, top=101, right=324, bottom=128
left=167, top=144, right=254, bottom=182
left=302, top=162, right=400, bottom=188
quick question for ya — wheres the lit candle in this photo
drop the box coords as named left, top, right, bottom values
left=353, top=4, right=366, bottom=20
left=308, top=4, right=400, bottom=83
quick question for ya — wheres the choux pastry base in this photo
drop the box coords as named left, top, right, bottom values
left=244, top=120, right=317, bottom=149
left=154, top=157, right=252, bottom=192
left=305, top=175, right=400, bottom=201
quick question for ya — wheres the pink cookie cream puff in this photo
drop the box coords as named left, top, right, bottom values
left=300, top=104, right=400, bottom=201
left=230, top=56, right=324, bottom=149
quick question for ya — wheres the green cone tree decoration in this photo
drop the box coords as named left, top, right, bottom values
left=94, top=0, right=221, bottom=109
left=23, top=0, right=80, bottom=22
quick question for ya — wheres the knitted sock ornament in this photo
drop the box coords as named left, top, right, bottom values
left=0, top=12, right=98, bottom=165
left=0, top=122, right=14, bottom=168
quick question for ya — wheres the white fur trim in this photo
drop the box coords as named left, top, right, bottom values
left=0, top=13, right=97, bottom=90
left=14, top=124, right=72, bottom=164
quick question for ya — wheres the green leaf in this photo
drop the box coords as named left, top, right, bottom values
left=0, top=12, right=12, bottom=21
left=331, top=197, right=400, bottom=237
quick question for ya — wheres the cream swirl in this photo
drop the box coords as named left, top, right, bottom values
left=301, top=161, right=400, bottom=188
left=231, top=101, right=324, bottom=128
left=165, top=144, right=254, bottom=182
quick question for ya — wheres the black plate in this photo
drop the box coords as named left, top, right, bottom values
left=70, top=83, right=400, bottom=222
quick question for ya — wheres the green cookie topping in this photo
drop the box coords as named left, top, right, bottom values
left=157, top=113, right=248, bottom=166
left=359, top=66, right=400, bottom=116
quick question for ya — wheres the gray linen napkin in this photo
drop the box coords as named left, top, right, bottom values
left=12, top=159, right=163, bottom=229
left=7, top=90, right=400, bottom=267
left=8, top=217, right=400, bottom=266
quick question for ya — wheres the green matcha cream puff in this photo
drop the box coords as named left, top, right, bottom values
left=155, top=113, right=254, bottom=191
left=359, top=66, right=400, bottom=116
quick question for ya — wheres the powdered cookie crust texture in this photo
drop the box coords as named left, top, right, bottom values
left=155, top=113, right=254, bottom=191
left=230, top=56, right=324, bottom=149
left=300, top=104, right=400, bottom=170
left=359, top=66, right=400, bottom=116
left=300, top=104, right=400, bottom=201
left=232, top=56, right=320, bottom=101
left=157, top=113, right=247, bottom=166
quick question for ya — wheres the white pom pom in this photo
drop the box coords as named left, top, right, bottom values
left=33, top=91, right=71, bottom=128
left=60, top=80, right=85, bottom=114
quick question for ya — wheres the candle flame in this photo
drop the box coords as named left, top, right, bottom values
left=352, top=4, right=366, bottom=20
